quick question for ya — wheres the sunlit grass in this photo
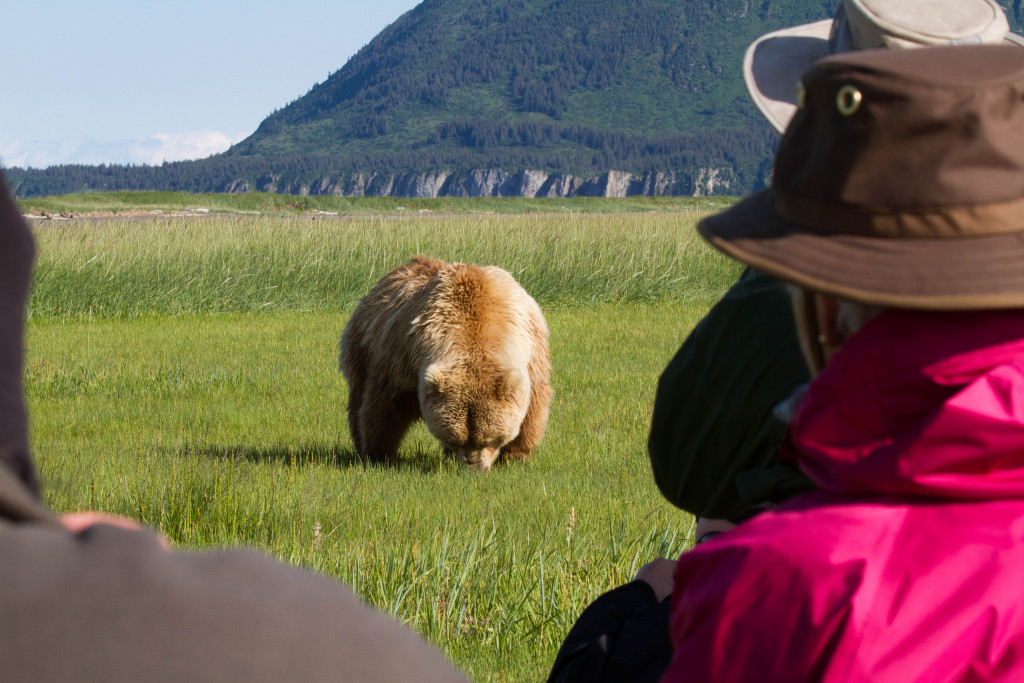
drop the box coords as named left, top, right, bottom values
left=27, top=210, right=740, bottom=319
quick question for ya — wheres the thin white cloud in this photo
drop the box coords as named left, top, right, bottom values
left=0, top=130, right=250, bottom=169
left=130, top=130, right=249, bottom=166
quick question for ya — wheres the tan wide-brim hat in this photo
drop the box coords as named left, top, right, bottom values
left=701, top=44, right=1024, bottom=310
left=745, top=0, right=1024, bottom=132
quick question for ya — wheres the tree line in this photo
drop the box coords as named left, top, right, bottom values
left=4, top=117, right=776, bottom=198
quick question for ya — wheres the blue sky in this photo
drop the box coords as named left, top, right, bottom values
left=1, top=1, right=421, bottom=168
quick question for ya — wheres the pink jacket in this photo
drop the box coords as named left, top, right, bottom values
left=662, top=309, right=1024, bottom=682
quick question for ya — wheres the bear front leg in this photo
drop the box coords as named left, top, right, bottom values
left=501, top=380, right=552, bottom=462
left=340, top=347, right=369, bottom=457
left=358, top=383, right=422, bottom=465
left=346, top=382, right=366, bottom=457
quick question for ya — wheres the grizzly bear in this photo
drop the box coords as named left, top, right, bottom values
left=339, top=256, right=551, bottom=471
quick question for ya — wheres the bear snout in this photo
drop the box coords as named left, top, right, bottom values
left=455, top=446, right=500, bottom=472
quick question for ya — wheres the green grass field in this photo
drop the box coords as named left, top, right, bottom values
left=23, top=202, right=741, bottom=680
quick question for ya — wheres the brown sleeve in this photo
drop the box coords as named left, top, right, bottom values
left=0, top=519, right=467, bottom=682
left=0, top=177, right=38, bottom=496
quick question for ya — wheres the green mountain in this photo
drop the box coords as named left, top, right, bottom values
left=231, top=0, right=834, bottom=155
left=9, top=0, right=1024, bottom=198
left=218, top=0, right=837, bottom=195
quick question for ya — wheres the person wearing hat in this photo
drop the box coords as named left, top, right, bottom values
left=552, top=2, right=1024, bottom=682
left=662, top=43, right=1024, bottom=681
left=0, top=182, right=467, bottom=678
left=651, top=0, right=1024, bottom=537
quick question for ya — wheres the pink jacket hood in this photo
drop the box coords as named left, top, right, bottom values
left=781, top=308, right=1024, bottom=500
left=663, top=309, right=1024, bottom=682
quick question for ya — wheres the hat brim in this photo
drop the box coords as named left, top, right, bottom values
left=698, top=190, right=1024, bottom=310
left=743, top=20, right=833, bottom=133
left=744, top=20, right=1024, bottom=133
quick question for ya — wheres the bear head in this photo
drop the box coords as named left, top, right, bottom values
left=419, top=361, right=531, bottom=472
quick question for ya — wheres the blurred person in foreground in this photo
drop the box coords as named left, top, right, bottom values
left=663, top=42, right=1024, bottom=680
left=0, top=179, right=466, bottom=681
left=550, top=1, right=1024, bottom=680
left=651, top=0, right=1024, bottom=539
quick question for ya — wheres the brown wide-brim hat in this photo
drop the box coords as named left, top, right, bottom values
left=700, top=44, right=1024, bottom=310
left=745, top=0, right=1024, bottom=132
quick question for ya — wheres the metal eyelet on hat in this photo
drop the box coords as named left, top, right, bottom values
left=837, top=85, right=862, bottom=116
left=796, top=81, right=806, bottom=109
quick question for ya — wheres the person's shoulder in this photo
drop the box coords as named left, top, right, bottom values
left=676, top=499, right=888, bottom=619
left=0, top=522, right=467, bottom=682
left=666, top=505, right=875, bottom=681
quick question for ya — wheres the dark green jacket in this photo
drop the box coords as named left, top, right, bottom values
left=647, top=269, right=814, bottom=519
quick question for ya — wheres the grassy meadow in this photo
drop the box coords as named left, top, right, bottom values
left=23, top=200, right=742, bottom=681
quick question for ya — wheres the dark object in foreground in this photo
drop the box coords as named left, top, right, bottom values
left=547, top=580, right=671, bottom=683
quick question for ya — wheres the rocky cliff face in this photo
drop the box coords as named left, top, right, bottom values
left=228, top=168, right=734, bottom=198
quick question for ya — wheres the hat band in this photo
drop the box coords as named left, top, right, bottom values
left=776, top=191, right=1024, bottom=238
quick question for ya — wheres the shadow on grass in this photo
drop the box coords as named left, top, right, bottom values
left=182, top=442, right=453, bottom=474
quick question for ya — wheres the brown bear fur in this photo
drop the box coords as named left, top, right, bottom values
left=339, top=255, right=551, bottom=471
